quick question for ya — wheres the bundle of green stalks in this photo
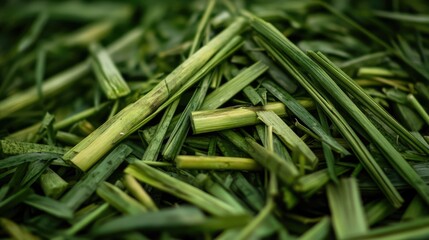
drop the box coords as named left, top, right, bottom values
left=1, top=0, right=429, bottom=239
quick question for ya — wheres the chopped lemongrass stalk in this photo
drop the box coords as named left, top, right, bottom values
left=188, top=0, right=216, bottom=55
left=64, top=203, right=110, bottom=236
left=350, top=217, right=429, bottom=240
left=200, top=61, right=268, bottom=110
left=0, top=218, right=40, bottom=240
left=293, top=166, right=350, bottom=198
left=64, top=18, right=247, bottom=171
left=191, top=102, right=287, bottom=134
left=125, top=160, right=239, bottom=216
left=96, top=181, right=147, bottom=214
left=357, top=67, right=408, bottom=78
left=91, top=206, right=250, bottom=236
left=39, top=168, right=68, bottom=199
left=365, top=199, right=396, bottom=226
left=327, top=178, right=368, bottom=239
left=221, top=130, right=299, bottom=184
left=402, top=195, right=429, bottom=221
left=141, top=99, right=179, bottom=161
left=162, top=70, right=214, bottom=161
left=318, top=107, right=338, bottom=183
left=63, top=20, right=114, bottom=47
left=90, top=43, right=130, bottom=99
left=122, top=174, right=158, bottom=211
left=23, top=193, right=74, bottom=219
left=55, top=131, right=83, bottom=145
left=257, top=111, right=318, bottom=170
left=298, top=217, right=331, bottom=240
left=60, top=144, right=132, bottom=210
left=236, top=198, right=275, bottom=240
left=197, top=174, right=247, bottom=213
left=407, top=93, right=429, bottom=126
left=175, top=155, right=261, bottom=171
left=243, top=85, right=263, bottom=105
left=0, top=139, right=69, bottom=155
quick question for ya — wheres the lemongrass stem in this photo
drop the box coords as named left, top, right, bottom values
left=175, top=155, right=261, bottom=170
left=191, top=102, right=287, bottom=134
left=123, top=174, right=158, bottom=211
left=407, top=93, right=429, bottom=126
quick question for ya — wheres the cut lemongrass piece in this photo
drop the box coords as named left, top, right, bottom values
left=327, top=178, right=368, bottom=239
left=200, top=61, right=268, bottom=110
left=60, top=144, right=132, bottom=210
left=293, top=166, right=350, bottom=198
left=0, top=139, right=69, bottom=155
left=123, top=174, right=158, bottom=211
left=142, top=99, right=179, bottom=161
left=40, top=168, right=69, bottom=199
left=125, top=160, right=239, bottom=216
left=96, top=181, right=147, bottom=214
left=221, top=130, right=299, bottom=185
left=350, top=217, right=429, bottom=240
left=407, top=93, right=429, bottom=126
left=257, top=111, right=318, bottom=170
left=298, top=217, right=331, bottom=240
left=90, top=43, right=130, bottom=99
left=175, top=155, right=261, bottom=171
left=191, top=102, right=287, bottom=134
left=365, top=199, right=396, bottom=226
left=162, top=70, right=214, bottom=161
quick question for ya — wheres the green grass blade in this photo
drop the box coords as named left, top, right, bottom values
left=23, top=193, right=74, bottom=219
left=221, top=130, right=299, bottom=184
left=175, top=155, right=261, bottom=171
left=298, top=217, right=331, bottom=240
left=327, top=178, right=368, bottom=239
left=96, top=181, right=147, bottom=214
left=90, top=43, right=131, bottom=99
left=162, top=70, right=214, bottom=161
left=125, top=160, right=239, bottom=216
left=257, top=110, right=318, bottom=170
left=60, top=144, right=132, bottom=210
left=200, top=61, right=268, bottom=110
left=141, top=99, right=179, bottom=161
left=350, top=217, right=429, bottom=240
